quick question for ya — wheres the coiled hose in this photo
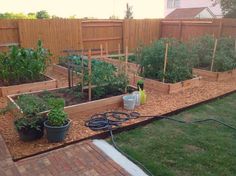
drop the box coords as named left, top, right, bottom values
left=85, top=111, right=236, bottom=176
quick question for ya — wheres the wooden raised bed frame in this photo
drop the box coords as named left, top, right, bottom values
left=130, top=75, right=201, bottom=94
left=7, top=86, right=133, bottom=121
left=0, top=75, right=57, bottom=97
left=192, top=68, right=236, bottom=81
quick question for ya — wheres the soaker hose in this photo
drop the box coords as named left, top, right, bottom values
left=85, top=111, right=236, bottom=176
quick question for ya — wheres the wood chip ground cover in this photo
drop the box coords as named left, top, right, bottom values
left=0, top=77, right=236, bottom=160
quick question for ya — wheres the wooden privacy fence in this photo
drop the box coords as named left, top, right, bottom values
left=160, top=19, right=236, bottom=41
left=1, top=18, right=236, bottom=63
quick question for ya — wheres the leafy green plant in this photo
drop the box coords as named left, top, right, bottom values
left=140, top=38, right=193, bottom=83
left=46, top=98, right=65, bottom=109
left=137, top=79, right=144, bottom=84
left=47, top=108, right=68, bottom=126
left=15, top=115, right=44, bottom=131
left=0, top=40, right=51, bottom=86
left=189, top=35, right=236, bottom=72
left=16, top=94, right=48, bottom=115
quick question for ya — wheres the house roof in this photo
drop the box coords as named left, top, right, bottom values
left=165, top=7, right=215, bottom=19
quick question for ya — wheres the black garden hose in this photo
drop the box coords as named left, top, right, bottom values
left=85, top=111, right=236, bottom=176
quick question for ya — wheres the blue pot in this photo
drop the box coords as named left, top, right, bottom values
left=44, top=120, right=71, bottom=143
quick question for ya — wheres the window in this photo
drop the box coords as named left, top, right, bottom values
left=167, top=0, right=180, bottom=9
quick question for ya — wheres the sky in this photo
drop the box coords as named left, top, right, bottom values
left=0, top=0, right=164, bottom=19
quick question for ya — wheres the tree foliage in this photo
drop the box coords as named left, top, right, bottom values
left=219, top=0, right=236, bottom=18
left=36, top=10, right=50, bottom=19
left=124, top=3, right=133, bottom=19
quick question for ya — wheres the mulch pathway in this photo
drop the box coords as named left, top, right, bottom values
left=0, top=67, right=236, bottom=160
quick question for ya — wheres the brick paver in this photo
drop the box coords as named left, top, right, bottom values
left=0, top=136, right=20, bottom=176
left=15, top=141, right=130, bottom=176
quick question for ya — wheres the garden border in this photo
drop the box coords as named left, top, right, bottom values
left=10, top=86, right=236, bottom=162
left=7, top=86, right=135, bottom=120
left=0, top=75, right=57, bottom=97
left=130, top=75, right=202, bottom=94
left=192, top=68, right=236, bottom=81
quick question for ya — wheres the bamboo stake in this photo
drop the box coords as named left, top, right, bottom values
left=211, top=39, right=218, bottom=72
left=125, top=46, right=128, bottom=93
left=118, top=43, right=121, bottom=61
left=81, top=49, right=84, bottom=93
left=88, top=49, right=92, bottom=101
left=163, top=43, right=169, bottom=83
left=105, top=42, right=108, bottom=57
left=100, top=44, right=103, bottom=59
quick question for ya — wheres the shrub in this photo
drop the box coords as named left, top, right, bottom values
left=189, top=35, right=236, bottom=72
left=140, top=38, right=193, bottom=83
left=47, top=108, right=68, bottom=126
left=0, top=40, right=51, bottom=86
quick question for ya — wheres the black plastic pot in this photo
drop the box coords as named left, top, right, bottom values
left=44, top=120, right=71, bottom=143
left=17, top=125, right=44, bottom=142
left=137, top=82, right=144, bottom=90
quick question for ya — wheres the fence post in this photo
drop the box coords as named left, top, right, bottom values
left=218, top=20, right=223, bottom=38
left=106, top=42, right=108, bottom=57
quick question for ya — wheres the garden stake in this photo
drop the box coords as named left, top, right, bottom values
left=118, top=43, right=121, bottom=61
left=100, top=44, right=103, bottom=58
left=125, top=46, right=128, bottom=93
left=88, top=49, right=92, bottom=101
left=163, top=43, right=169, bottom=83
left=81, top=50, right=84, bottom=93
left=211, top=39, right=218, bottom=71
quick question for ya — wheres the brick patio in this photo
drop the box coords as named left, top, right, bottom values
left=0, top=136, right=130, bottom=176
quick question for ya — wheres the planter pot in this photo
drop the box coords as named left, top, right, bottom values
left=44, top=120, right=71, bottom=143
left=16, top=125, right=44, bottom=142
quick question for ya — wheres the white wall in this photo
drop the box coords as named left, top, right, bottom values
left=164, top=0, right=222, bottom=18
left=195, top=8, right=215, bottom=19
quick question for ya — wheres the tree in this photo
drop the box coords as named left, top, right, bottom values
left=36, top=10, right=50, bottom=19
left=214, top=0, right=236, bottom=18
left=124, top=3, right=133, bottom=19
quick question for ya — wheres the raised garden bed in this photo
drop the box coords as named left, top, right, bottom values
left=192, top=68, right=236, bottom=81
left=8, top=86, right=135, bottom=120
left=0, top=75, right=57, bottom=97
left=130, top=75, right=201, bottom=94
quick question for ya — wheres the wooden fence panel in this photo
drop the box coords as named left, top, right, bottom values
left=81, top=20, right=123, bottom=54
left=19, top=19, right=82, bottom=62
left=123, top=19, right=161, bottom=52
left=0, top=20, right=19, bottom=51
left=160, top=19, right=236, bottom=42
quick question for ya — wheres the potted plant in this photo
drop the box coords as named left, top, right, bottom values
left=14, top=115, right=45, bottom=142
left=44, top=107, right=70, bottom=142
left=137, top=79, right=144, bottom=90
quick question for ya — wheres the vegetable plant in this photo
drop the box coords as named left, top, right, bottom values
left=0, top=40, right=51, bottom=86
left=139, top=38, right=193, bottom=83
left=189, top=35, right=236, bottom=72
left=47, top=108, right=68, bottom=126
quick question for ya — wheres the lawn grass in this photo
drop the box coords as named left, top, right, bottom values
left=112, top=93, right=236, bottom=176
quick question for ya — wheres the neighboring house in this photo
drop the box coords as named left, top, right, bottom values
left=165, top=7, right=216, bottom=19
left=164, top=0, right=223, bottom=18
